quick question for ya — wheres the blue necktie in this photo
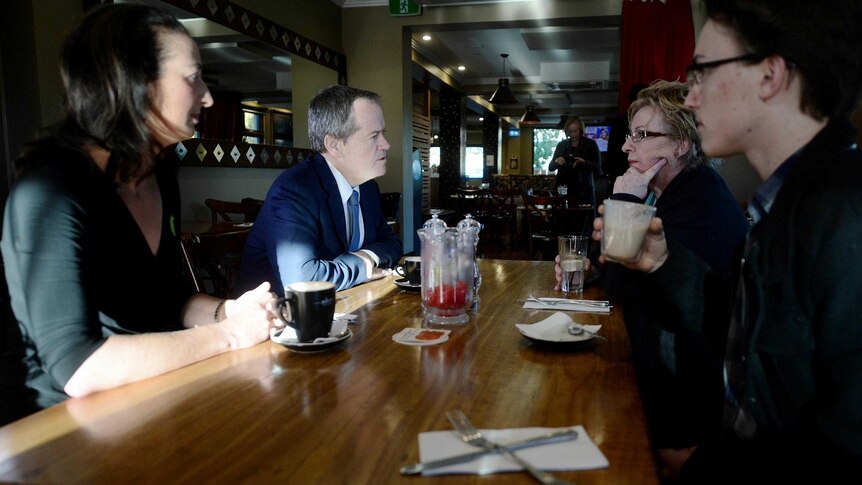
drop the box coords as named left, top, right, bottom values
left=348, top=189, right=361, bottom=252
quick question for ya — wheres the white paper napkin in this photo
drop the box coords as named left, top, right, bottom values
left=515, top=312, right=602, bottom=343
left=418, top=425, right=609, bottom=476
left=522, top=297, right=611, bottom=313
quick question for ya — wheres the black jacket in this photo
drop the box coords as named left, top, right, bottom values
left=655, top=121, right=862, bottom=482
left=603, top=165, right=748, bottom=448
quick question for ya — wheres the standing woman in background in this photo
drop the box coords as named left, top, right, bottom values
left=548, top=115, right=602, bottom=204
left=0, top=4, right=280, bottom=424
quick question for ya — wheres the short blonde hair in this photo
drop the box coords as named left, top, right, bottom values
left=628, top=80, right=712, bottom=169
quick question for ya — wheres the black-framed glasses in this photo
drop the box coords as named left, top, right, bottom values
left=686, top=53, right=763, bottom=85
left=624, top=130, right=670, bottom=143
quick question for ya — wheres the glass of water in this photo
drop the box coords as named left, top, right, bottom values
left=558, top=235, right=588, bottom=293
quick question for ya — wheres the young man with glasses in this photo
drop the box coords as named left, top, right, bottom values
left=595, top=0, right=862, bottom=482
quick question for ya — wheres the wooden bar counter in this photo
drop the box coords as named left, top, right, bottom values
left=0, top=260, right=657, bottom=484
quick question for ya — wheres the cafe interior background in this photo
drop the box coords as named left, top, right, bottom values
left=3, top=0, right=861, bottom=254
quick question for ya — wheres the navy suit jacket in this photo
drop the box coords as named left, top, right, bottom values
left=235, top=153, right=402, bottom=294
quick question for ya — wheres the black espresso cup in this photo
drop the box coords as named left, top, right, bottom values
left=395, top=256, right=422, bottom=285
left=276, top=281, right=336, bottom=342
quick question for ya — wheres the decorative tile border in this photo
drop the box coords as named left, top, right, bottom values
left=161, top=0, right=346, bottom=81
left=170, top=138, right=310, bottom=169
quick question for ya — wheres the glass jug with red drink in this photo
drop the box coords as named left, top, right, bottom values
left=417, top=225, right=478, bottom=325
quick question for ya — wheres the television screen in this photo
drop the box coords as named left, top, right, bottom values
left=584, top=125, right=611, bottom=152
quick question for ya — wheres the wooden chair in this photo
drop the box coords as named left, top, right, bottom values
left=241, top=197, right=264, bottom=215
left=487, top=187, right=520, bottom=251
left=181, top=228, right=251, bottom=298
left=205, top=198, right=262, bottom=224
left=455, top=187, right=491, bottom=255
left=455, top=187, right=490, bottom=218
left=522, top=194, right=566, bottom=261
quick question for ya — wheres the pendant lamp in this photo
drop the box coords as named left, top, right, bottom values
left=488, top=54, right=519, bottom=105
left=519, top=104, right=541, bottom=126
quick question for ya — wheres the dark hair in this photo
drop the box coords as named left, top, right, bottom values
left=307, top=85, right=382, bottom=153
left=704, top=0, right=862, bottom=120
left=55, top=3, right=187, bottom=182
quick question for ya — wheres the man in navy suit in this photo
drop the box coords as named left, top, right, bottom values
left=235, top=85, right=402, bottom=294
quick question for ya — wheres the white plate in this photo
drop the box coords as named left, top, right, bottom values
left=515, top=312, right=601, bottom=347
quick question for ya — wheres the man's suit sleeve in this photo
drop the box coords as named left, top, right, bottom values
left=265, top=178, right=368, bottom=292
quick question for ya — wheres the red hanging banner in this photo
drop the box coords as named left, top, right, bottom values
left=618, top=0, right=695, bottom=113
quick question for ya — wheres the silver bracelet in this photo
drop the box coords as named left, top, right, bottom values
left=214, top=300, right=226, bottom=322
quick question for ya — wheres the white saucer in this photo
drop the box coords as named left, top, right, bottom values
left=394, top=278, right=421, bottom=292
left=271, top=321, right=352, bottom=352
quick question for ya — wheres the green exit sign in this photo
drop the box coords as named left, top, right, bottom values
left=389, top=0, right=421, bottom=16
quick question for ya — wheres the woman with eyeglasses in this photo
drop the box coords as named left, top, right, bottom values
left=557, top=80, right=749, bottom=452
left=548, top=115, right=602, bottom=203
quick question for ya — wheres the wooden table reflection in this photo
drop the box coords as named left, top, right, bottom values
left=0, top=260, right=657, bottom=484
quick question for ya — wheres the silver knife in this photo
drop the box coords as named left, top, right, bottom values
left=400, top=428, right=578, bottom=475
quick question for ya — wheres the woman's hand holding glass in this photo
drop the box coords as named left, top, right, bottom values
left=554, top=254, right=592, bottom=291
left=591, top=204, right=670, bottom=273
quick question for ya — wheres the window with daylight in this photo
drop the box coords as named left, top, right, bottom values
left=429, top=146, right=440, bottom=173
left=464, top=146, right=484, bottom=178
left=532, top=128, right=566, bottom=174
left=242, top=104, right=293, bottom=146
left=242, top=109, right=264, bottom=145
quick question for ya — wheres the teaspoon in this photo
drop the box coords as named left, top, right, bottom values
left=567, top=322, right=606, bottom=340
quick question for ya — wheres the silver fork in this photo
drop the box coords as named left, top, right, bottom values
left=445, top=410, right=574, bottom=485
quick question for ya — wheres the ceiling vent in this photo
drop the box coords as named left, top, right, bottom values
left=540, top=61, right=611, bottom=92
left=547, top=80, right=619, bottom=92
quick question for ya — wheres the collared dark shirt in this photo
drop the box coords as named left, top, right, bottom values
left=746, top=153, right=801, bottom=225
left=724, top=152, right=800, bottom=438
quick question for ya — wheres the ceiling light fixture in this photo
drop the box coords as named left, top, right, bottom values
left=422, top=34, right=432, bottom=41
left=519, top=104, right=541, bottom=126
left=488, top=53, right=519, bottom=105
